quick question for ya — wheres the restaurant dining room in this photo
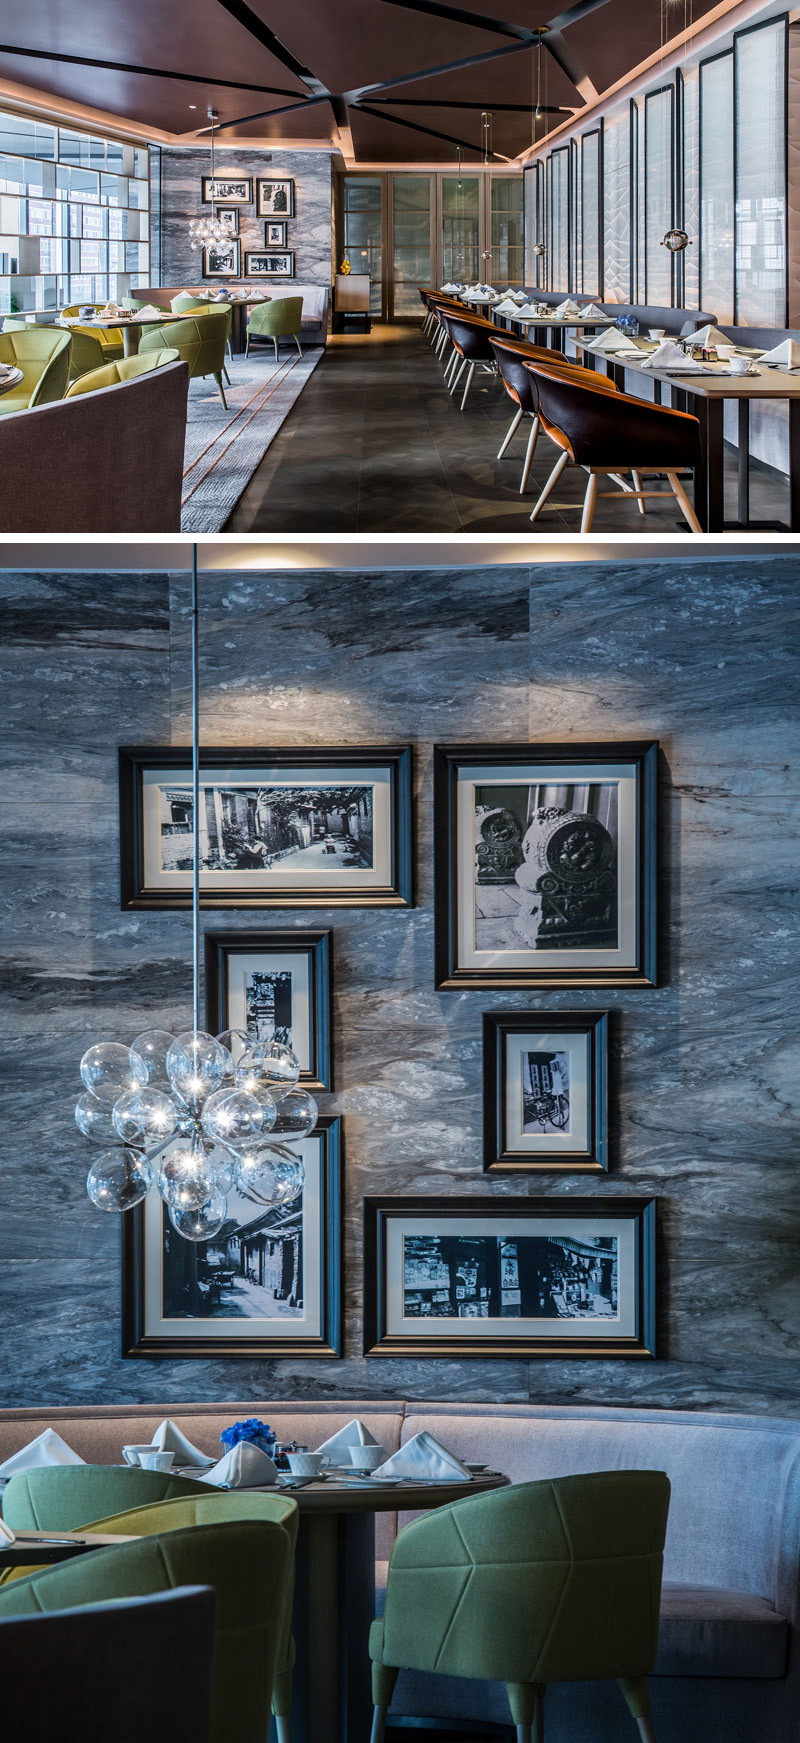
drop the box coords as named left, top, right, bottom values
left=0, top=0, right=799, bottom=532
left=1, top=537, right=799, bottom=1743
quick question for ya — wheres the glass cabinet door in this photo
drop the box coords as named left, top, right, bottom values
left=392, top=175, right=432, bottom=315
left=441, top=175, right=479, bottom=284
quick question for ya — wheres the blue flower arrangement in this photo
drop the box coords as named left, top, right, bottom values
left=220, top=1418, right=276, bottom=1455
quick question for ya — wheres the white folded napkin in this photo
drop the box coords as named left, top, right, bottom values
left=98, top=301, right=122, bottom=319
left=514, top=303, right=542, bottom=320
left=315, top=1418, right=379, bottom=1459
left=687, top=323, right=731, bottom=350
left=0, top=1429, right=85, bottom=1479
left=755, top=338, right=800, bottom=368
left=149, top=1419, right=211, bottom=1467
left=554, top=298, right=580, bottom=318
left=201, top=1442, right=277, bottom=1489
left=639, top=337, right=702, bottom=370
left=512, top=291, right=528, bottom=303
left=586, top=326, right=642, bottom=355
left=492, top=298, right=523, bottom=316
left=578, top=302, right=606, bottom=318
left=133, top=304, right=167, bottom=321
left=373, top=1431, right=471, bottom=1483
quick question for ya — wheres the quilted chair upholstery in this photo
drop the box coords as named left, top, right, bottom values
left=0, top=327, right=71, bottom=411
left=61, top=303, right=124, bottom=360
left=2, top=1464, right=207, bottom=1532
left=0, top=1519, right=293, bottom=1743
left=65, top=349, right=181, bottom=395
left=171, top=295, right=233, bottom=366
left=370, top=1470, right=671, bottom=1743
left=139, top=308, right=231, bottom=405
left=246, top=296, right=304, bottom=362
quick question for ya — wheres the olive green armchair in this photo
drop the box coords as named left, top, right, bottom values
left=0, top=1519, right=293, bottom=1743
left=245, top=296, right=304, bottom=362
left=61, top=303, right=124, bottom=360
left=0, top=327, right=71, bottom=412
left=171, top=293, right=232, bottom=370
left=2, top=1464, right=207, bottom=1533
left=65, top=348, right=181, bottom=395
left=370, top=1470, right=671, bottom=1743
left=140, top=307, right=230, bottom=404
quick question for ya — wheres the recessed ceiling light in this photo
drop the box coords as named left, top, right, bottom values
left=189, top=104, right=197, bottom=110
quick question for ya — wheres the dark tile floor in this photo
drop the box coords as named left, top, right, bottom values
left=226, top=323, right=792, bottom=533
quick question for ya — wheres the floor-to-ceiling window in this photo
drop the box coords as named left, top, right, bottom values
left=734, top=16, right=787, bottom=324
left=392, top=175, right=433, bottom=317
left=0, top=111, right=150, bottom=315
left=337, top=170, right=524, bottom=317
left=490, top=176, right=524, bottom=286
left=441, top=174, right=479, bottom=285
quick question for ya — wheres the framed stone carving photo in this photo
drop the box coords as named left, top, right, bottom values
left=122, top=1118, right=342, bottom=1358
left=257, top=177, right=295, bottom=217
left=205, top=928, right=333, bottom=1092
left=363, top=1194, right=656, bottom=1359
left=265, top=221, right=287, bottom=246
left=434, top=741, right=658, bottom=988
left=118, top=745, right=413, bottom=908
left=483, top=1010, right=608, bottom=1173
left=202, top=238, right=241, bottom=278
left=245, top=250, right=295, bottom=279
left=202, top=176, right=253, bottom=203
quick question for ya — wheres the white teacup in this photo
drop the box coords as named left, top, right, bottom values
left=122, top=1444, right=154, bottom=1466
left=138, top=1450, right=175, bottom=1472
left=649, top=328, right=665, bottom=341
left=349, top=1445, right=385, bottom=1472
left=728, top=354, right=751, bottom=375
left=286, top=1452, right=330, bottom=1478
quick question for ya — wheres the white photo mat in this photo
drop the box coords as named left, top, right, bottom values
left=225, top=947, right=312, bottom=1071
left=504, top=1028, right=590, bottom=1154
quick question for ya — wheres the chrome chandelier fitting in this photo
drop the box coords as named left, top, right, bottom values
left=189, top=109, right=232, bottom=251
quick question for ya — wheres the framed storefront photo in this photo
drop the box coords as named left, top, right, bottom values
left=118, top=745, right=413, bottom=909
left=483, top=1010, right=609, bottom=1173
left=434, top=740, right=658, bottom=989
left=122, top=1118, right=342, bottom=1358
left=363, top=1195, right=656, bottom=1359
left=205, top=928, right=333, bottom=1092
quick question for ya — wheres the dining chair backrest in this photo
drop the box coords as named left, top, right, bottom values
left=490, top=336, right=566, bottom=413
left=65, top=349, right=181, bottom=396
left=249, top=297, right=304, bottom=339
left=0, top=326, right=71, bottom=406
left=171, top=292, right=210, bottom=312
left=440, top=312, right=496, bottom=360
left=528, top=362, right=701, bottom=468
left=2, top=1464, right=207, bottom=1531
left=139, top=308, right=230, bottom=380
left=0, top=1585, right=216, bottom=1743
left=0, top=1519, right=292, bottom=1743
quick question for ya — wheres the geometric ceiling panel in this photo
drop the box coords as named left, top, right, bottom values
left=566, top=0, right=721, bottom=95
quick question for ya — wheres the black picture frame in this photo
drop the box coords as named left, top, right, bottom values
left=202, top=238, right=241, bottom=279
left=118, top=745, right=414, bottom=909
left=205, top=928, right=333, bottom=1092
left=363, top=1194, right=656, bottom=1359
left=483, top=1010, right=608, bottom=1173
left=202, top=176, right=253, bottom=204
left=245, top=250, right=295, bottom=279
left=257, top=178, right=295, bottom=217
left=265, top=221, right=287, bottom=246
left=122, top=1117, right=342, bottom=1358
left=217, top=207, right=240, bottom=236
left=433, top=740, right=658, bottom=989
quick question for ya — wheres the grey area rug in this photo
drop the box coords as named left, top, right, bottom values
left=180, top=346, right=324, bottom=531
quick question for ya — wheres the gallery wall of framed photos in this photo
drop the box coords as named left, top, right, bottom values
left=5, top=560, right=795, bottom=1413
left=159, top=148, right=333, bottom=289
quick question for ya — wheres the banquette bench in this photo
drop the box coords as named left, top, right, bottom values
left=1, top=1399, right=797, bottom=1743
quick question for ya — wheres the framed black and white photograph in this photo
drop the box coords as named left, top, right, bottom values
left=483, top=1011, right=608, bottom=1172
left=118, top=745, right=413, bottom=909
left=245, top=250, right=295, bottom=279
left=363, top=1195, right=655, bottom=1358
left=205, top=929, right=333, bottom=1092
left=434, top=741, right=658, bottom=989
left=217, top=207, right=240, bottom=236
left=265, top=221, right=287, bottom=246
left=257, top=178, right=295, bottom=217
left=202, top=176, right=253, bottom=204
left=122, top=1118, right=342, bottom=1358
left=202, top=238, right=241, bottom=279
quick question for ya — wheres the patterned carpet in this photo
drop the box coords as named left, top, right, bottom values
left=180, top=346, right=325, bottom=531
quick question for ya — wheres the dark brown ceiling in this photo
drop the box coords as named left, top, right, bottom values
left=0, top=0, right=724, bottom=163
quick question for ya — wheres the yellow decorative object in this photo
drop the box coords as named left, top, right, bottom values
left=339, top=258, right=352, bottom=275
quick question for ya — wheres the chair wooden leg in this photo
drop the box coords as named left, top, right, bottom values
left=245, top=336, right=250, bottom=359
left=515, top=1726, right=531, bottom=1743
left=445, top=349, right=460, bottom=387
left=214, top=372, right=227, bottom=409
left=273, top=339, right=279, bottom=364
left=294, top=335, right=302, bottom=356
left=498, top=406, right=523, bottom=458
left=520, top=416, right=540, bottom=493
left=581, top=471, right=599, bottom=532
left=223, top=365, right=230, bottom=385
left=274, top=1715, right=291, bottom=1743
left=636, top=1720, right=656, bottom=1743
left=533, top=1689, right=545, bottom=1743
left=460, top=360, right=476, bottom=409
left=667, top=470, right=702, bottom=533
left=451, top=357, right=468, bottom=396
left=631, top=468, right=646, bottom=513
left=530, top=449, right=569, bottom=520
left=370, top=1706, right=388, bottom=1743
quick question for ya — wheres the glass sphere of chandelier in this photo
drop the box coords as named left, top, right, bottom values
left=76, top=552, right=313, bottom=1240
left=189, top=108, right=232, bottom=251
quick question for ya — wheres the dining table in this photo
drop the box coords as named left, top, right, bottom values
left=60, top=310, right=185, bottom=359
left=0, top=1527, right=140, bottom=1567
left=490, top=307, right=618, bottom=350
left=189, top=295, right=272, bottom=353
left=0, top=366, right=24, bottom=397
left=570, top=333, right=800, bottom=530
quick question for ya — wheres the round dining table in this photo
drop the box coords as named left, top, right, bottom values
left=61, top=311, right=184, bottom=358
left=0, top=365, right=24, bottom=397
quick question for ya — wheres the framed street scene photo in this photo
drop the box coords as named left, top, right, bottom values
left=434, top=741, right=658, bottom=988
left=245, top=250, right=295, bottom=279
left=483, top=1010, right=608, bottom=1173
left=265, top=221, right=287, bottom=246
left=257, top=177, right=295, bottom=217
left=205, top=928, right=333, bottom=1092
left=363, top=1195, right=655, bottom=1359
left=217, top=207, right=240, bottom=235
left=118, top=745, right=413, bottom=908
left=202, top=238, right=241, bottom=278
left=202, top=176, right=253, bottom=204
left=122, top=1118, right=342, bottom=1358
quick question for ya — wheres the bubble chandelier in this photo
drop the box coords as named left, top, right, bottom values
left=189, top=109, right=234, bottom=252
left=76, top=550, right=314, bottom=1241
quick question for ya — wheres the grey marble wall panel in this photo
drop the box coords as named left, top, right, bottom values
left=159, top=149, right=332, bottom=289
left=1, top=561, right=799, bottom=1416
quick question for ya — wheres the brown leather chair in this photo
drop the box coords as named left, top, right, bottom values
left=427, top=294, right=465, bottom=358
left=439, top=310, right=497, bottom=408
left=489, top=333, right=567, bottom=493
left=522, top=360, right=702, bottom=532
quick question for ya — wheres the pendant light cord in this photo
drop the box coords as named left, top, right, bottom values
left=191, top=544, right=201, bottom=1034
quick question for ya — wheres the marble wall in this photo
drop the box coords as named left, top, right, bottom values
left=158, top=147, right=333, bottom=289
left=1, top=560, right=799, bottom=1413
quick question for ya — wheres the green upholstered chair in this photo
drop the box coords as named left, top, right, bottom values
left=245, top=296, right=304, bottom=362
left=65, top=324, right=108, bottom=381
left=370, top=1470, right=671, bottom=1743
left=2, top=1464, right=207, bottom=1533
left=139, top=308, right=230, bottom=405
left=65, top=348, right=181, bottom=396
left=170, top=294, right=232, bottom=370
left=0, top=1519, right=293, bottom=1743
left=61, top=304, right=124, bottom=361
left=0, top=327, right=71, bottom=412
